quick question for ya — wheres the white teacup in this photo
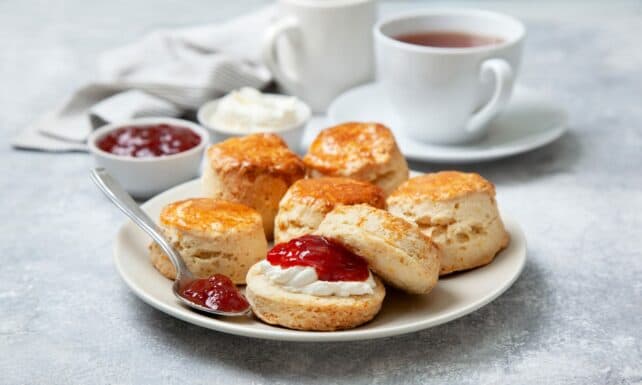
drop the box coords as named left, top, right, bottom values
left=374, top=9, right=525, bottom=144
left=263, top=0, right=376, bottom=112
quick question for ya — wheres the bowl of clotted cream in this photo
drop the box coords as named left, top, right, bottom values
left=197, top=87, right=311, bottom=151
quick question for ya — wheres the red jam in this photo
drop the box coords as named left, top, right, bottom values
left=97, top=124, right=201, bottom=158
left=267, top=235, right=369, bottom=281
left=180, top=274, right=249, bottom=313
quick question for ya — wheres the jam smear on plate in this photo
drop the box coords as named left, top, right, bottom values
left=180, top=274, right=249, bottom=313
left=97, top=124, right=201, bottom=158
left=267, top=235, right=370, bottom=281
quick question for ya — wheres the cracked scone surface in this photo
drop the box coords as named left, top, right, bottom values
left=303, top=122, right=409, bottom=195
left=387, top=171, right=510, bottom=275
left=315, top=204, right=440, bottom=294
left=202, top=133, right=306, bottom=240
left=245, top=263, right=385, bottom=331
left=274, top=177, right=386, bottom=244
left=149, top=198, right=268, bottom=284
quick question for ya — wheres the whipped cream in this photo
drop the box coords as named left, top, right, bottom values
left=208, top=87, right=301, bottom=133
left=258, top=260, right=376, bottom=297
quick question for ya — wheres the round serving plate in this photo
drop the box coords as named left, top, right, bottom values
left=113, top=173, right=526, bottom=342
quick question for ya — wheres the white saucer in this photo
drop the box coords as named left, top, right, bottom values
left=113, top=171, right=526, bottom=342
left=327, top=83, right=567, bottom=163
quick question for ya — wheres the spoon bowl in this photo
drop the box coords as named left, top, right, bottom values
left=91, top=168, right=251, bottom=317
left=172, top=275, right=252, bottom=317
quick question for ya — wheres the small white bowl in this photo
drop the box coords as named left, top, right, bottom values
left=87, top=117, right=210, bottom=198
left=196, top=94, right=311, bottom=151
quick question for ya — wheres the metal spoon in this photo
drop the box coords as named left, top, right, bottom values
left=90, top=168, right=251, bottom=317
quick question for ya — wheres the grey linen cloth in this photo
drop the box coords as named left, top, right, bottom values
left=12, top=6, right=275, bottom=152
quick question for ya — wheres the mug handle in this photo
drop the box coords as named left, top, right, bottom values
left=262, top=17, right=301, bottom=90
left=465, top=58, right=514, bottom=134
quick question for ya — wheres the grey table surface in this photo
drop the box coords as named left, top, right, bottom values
left=1, top=1, right=641, bottom=384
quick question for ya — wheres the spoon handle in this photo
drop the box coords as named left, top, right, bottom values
left=90, top=168, right=192, bottom=279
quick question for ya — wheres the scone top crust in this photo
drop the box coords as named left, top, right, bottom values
left=207, top=133, right=305, bottom=184
left=160, top=198, right=262, bottom=235
left=330, top=204, right=431, bottom=244
left=390, top=171, right=496, bottom=202
left=303, top=122, right=399, bottom=176
left=315, top=204, right=440, bottom=294
left=285, top=177, right=386, bottom=210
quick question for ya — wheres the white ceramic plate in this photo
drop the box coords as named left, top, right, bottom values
left=114, top=176, right=527, bottom=342
left=327, top=83, right=567, bottom=163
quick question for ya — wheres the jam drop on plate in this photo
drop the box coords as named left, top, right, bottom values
left=97, top=124, right=201, bottom=158
left=267, top=235, right=370, bottom=281
left=180, top=274, right=249, bottom=313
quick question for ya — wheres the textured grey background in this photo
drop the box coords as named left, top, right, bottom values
left=1, top=1, right=641, bottom=384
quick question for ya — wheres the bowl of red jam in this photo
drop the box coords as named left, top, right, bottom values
left=88, top=118, right=210, bottom=198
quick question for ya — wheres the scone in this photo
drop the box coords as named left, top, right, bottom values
left=202, top=133, right=306, bottom=239
left=386, top=171, right=510, bottom=275
left=303, top=122, right=409, bottom=195
left=274, top=177, right=386, bottom=244
left=246, top=235, right=386, bottom=331
left=149, top=198, right=268, bottom=284
left=315, top=204, right=441, bottom=294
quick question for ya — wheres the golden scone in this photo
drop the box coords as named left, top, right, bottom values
left=303, top=122, right=409, bottom=195
left=202, top=133, right=306, bottom=239
left=148, top=198, right=268, bottom=284
left=387, top=171, right=510, bottom=275
left=245, top=263, right=385, bottom=331
left=315, top=204, right=441, bottom=294
left=274, top=177, right=386, bottom=244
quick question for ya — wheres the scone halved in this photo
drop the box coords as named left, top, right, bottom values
left=387, top=171, right=510, bottom=275
left=315, top=204, right=441, bottom=294
left=202, top=133, right=306, bottom=240
left=303, top=122, right=409, bottom=195
left=274, top=177, right=386, bottom=244
left=149, top=198, right=268, bottom=284
left=245, top=263, right=385, bottom=331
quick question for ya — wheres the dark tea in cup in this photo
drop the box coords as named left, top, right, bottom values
left=394, top=31, right=504, bottom=48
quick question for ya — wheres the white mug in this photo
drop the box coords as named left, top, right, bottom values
left=374, top=9, right=525, bottom=144
left=263, top=0, right=376, bottom=112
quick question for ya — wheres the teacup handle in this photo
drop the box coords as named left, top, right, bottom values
left=262, top=17, right=301, bottom=91
left=466, top=58, right=514, bottom=134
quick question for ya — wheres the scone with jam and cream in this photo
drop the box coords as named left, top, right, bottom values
left=245, top=235, right=385, bottom=331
